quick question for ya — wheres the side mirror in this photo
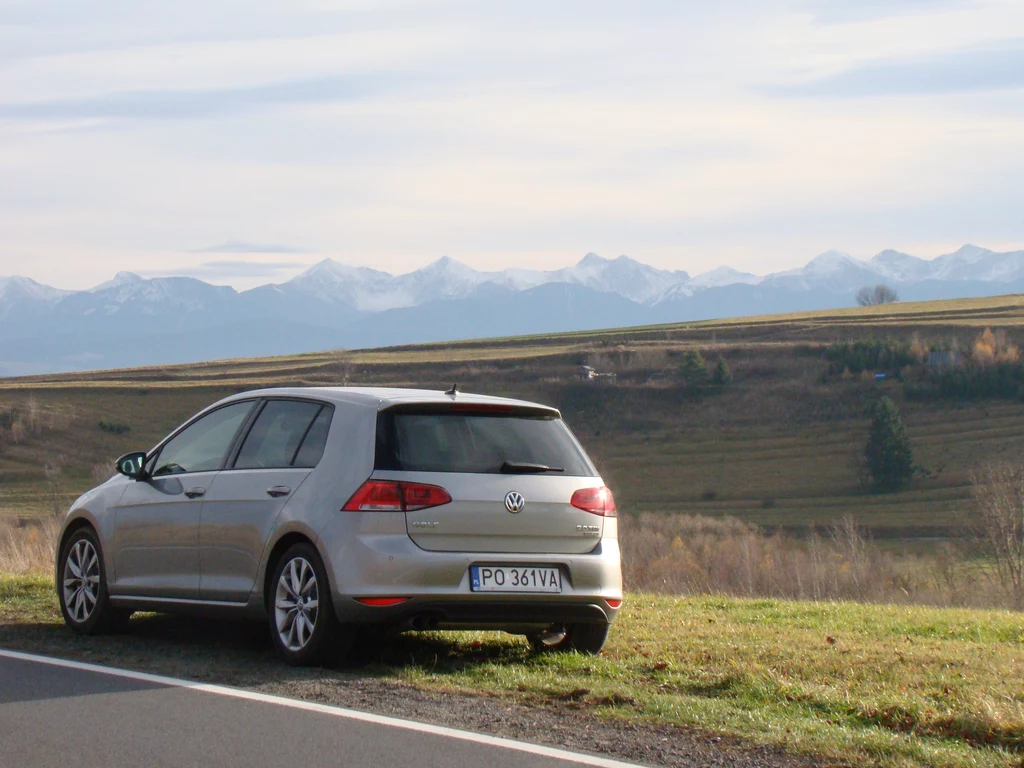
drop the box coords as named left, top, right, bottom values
left=115, top=452, right=148, bottom=480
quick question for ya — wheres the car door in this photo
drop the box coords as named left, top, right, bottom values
left=111, top=400, right=257, bottom=599
left=199, top=400, right=333, bottom=602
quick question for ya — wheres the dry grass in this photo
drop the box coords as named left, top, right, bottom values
left=969, top=463, right=1024, bottom=609
left=0, top=517, right=58, bottom=575
left=619, top=513, right=998, bottom=608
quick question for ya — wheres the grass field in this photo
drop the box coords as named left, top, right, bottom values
left=4, top=294, right=1024, bottom=542
left=2, top=572, right=1022, bottom=768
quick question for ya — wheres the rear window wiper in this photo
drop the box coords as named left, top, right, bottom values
left=500, top=461, right=565, bottom=474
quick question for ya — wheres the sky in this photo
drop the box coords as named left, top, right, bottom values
left=1, top=0, right=1023, bottom=291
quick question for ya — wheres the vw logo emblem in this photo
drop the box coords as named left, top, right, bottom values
left=504, top=491, right=525, bottom=513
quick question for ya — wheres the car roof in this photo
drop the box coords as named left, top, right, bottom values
left=217, top=386, right=561, bottom=415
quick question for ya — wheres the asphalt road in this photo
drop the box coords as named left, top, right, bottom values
left=0, top=651, right=643, bottom=768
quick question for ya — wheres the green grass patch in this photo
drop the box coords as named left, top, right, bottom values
left=373, top=596, right=1024, bottom=768
left=0, top=572, right=59, bottom=623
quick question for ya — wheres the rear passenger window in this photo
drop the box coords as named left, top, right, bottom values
left=293, top=406, right=332, bottom=468
left=234, top=400, right=323, bottom=470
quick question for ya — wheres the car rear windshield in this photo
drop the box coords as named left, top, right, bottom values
left=375, top=407, right=597, bottom=476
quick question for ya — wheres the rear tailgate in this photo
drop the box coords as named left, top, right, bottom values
left=373, top=402, right=610, bottom=554
left=389, top=471, right=604, bottom=554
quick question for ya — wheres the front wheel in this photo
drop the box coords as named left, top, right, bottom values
left=58, top=527, right=131, bottom=634
left=527, top=623, right=609, bottom=654
left=269, top=543, right=351, bottom=666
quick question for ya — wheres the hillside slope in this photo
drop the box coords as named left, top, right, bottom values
left=3, top=295, right=1024, bottom=542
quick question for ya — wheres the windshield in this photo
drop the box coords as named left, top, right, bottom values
left=375, top=409, right=596, bottom=476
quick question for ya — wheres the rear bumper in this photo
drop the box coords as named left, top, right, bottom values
left=318, top=513, right=622, bottom=629
left=341, top=598, right=614, bottom=631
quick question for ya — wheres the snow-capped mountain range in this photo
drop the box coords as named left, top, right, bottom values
left=1, top=244, right=1022, bottom=375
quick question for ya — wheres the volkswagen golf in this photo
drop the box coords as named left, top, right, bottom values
left=56, top=387, right=623, bottom=665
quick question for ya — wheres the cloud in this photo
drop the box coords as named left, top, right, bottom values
left=191, top=241, right=310, bottom=254
left=767, top=39, right=1024, bottom=97
left=799, top=0, right=964, bottom=23
left=140, top=259, right=311, bottom=280
left=0, top=73, right=405, bottom=121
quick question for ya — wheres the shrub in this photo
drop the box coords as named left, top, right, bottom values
left=972, top=327, right=1020, bottom=366
left=0, top=407, right=19, bottom=431
left=863, top=396, right=915, bottom=492
left=679, top=350, right=708, bottom=382
left=905, top=359, right=1024, bottom=401
left=904, top=329, right=1024, bottom=402
left=825, top=339, right=913, bottom=375
left=711, top=357, right=732, bottom=385
left=98, top=421, right=131, bottom=435
left=969, top=463, right=1024, bottom=609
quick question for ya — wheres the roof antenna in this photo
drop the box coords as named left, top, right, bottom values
left=444, top=383, right=458, bottom=397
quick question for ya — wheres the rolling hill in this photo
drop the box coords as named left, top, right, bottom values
left=3, top=294, right=1024, bottom=545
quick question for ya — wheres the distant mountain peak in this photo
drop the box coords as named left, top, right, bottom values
left=577, top=252, right=609, bottom=267
left=303, top=257, right=348, bottom=275
left=88, top=271, right=144, bottom=293
left=422, top=255, right=468, bottom=272
left=0, top=275, right=71, bottom=302
left=808, top=249, right=856, bottom=264
left=688, top=266, right=760, bottom=289
left=294, top=258, right=393, bottom=281
left=951, top=244, right=992, bottom=260
left=873, top=249, right=918, bottom=261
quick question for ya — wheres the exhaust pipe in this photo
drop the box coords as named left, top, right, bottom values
left=411, top=614, right=440, bottom=631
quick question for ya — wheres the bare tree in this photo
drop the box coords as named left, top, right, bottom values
left=856, top=284, right=900, bottom=306
left=970, top=463, right=1024, bottom=609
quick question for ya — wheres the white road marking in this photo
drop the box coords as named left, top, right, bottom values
left=0, top=648, right=644, bottom=768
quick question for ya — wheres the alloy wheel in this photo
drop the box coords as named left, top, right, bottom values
left=274, top=557, right=320, bottom=652
left=62, top=538, right=100, bottom=624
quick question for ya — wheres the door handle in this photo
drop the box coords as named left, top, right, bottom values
left=267, top=486, right=291, bottom=498
left=184, top=487, right=206, bottom=499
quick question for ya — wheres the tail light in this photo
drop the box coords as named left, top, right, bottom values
left=343, top=481, right=452, bottom=512
left=570, top=486, right=617, bottom=517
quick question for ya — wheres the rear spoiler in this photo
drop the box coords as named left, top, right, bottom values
left=379, top=401, right=561, bottom=418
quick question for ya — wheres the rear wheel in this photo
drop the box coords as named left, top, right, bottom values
left=58, top=527, right=131, bottom=634
left=527, top=623, right=609, bottom=654
left=269, top=543, right=351, bottom=666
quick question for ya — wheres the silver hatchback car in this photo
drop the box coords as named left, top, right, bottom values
left=56, top=387, right=623, bottom=664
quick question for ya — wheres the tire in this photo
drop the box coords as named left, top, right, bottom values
left=57, top=527, right=131, bottom=635
left=268, top=543, right=351, bottom=666
left=527, top=623, right=610, bottom=655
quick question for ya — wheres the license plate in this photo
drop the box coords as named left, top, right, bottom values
left=470, top=565, right=562, bottom=593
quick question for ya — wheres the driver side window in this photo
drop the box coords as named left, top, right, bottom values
left=151, top=401, right=255, bottom=476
